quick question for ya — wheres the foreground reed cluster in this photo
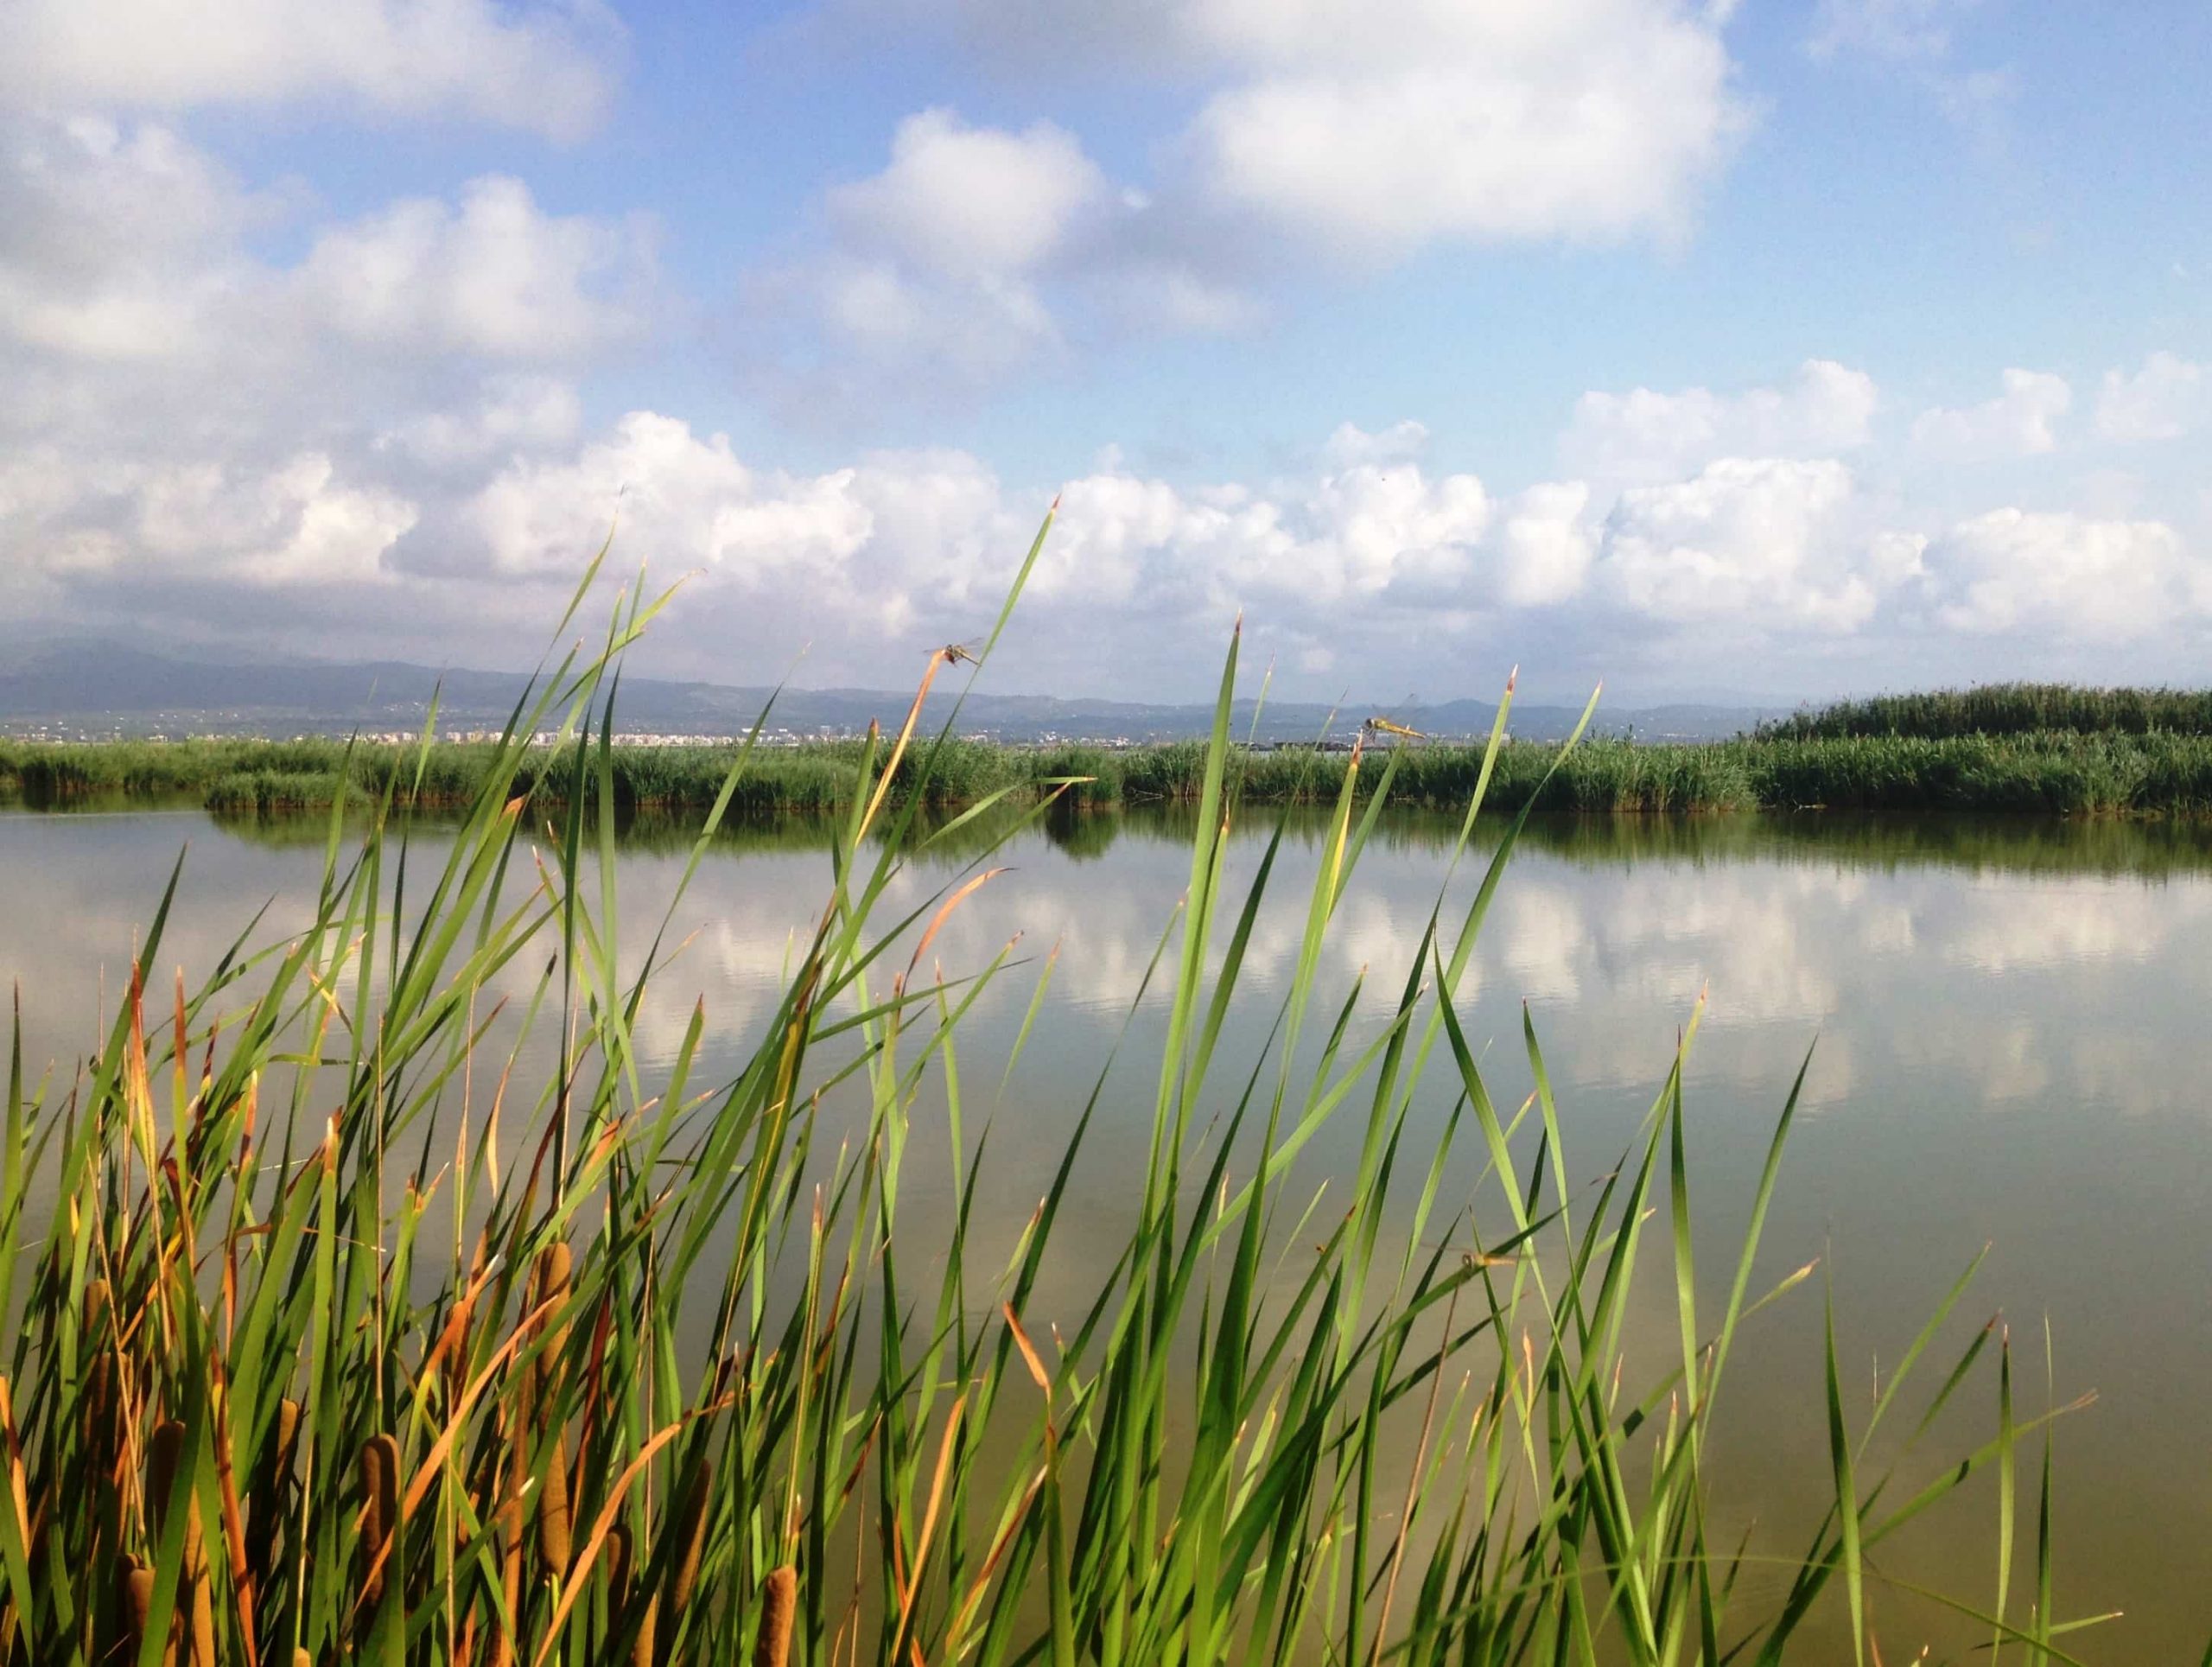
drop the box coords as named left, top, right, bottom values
left=0, top=534, right=2125, bottom=1664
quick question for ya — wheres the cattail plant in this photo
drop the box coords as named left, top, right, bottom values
left=0, top=525, right=2139, bottom=1665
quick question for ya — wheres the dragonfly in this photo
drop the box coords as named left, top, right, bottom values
left=935, top=641, right=982, bottom=668
left=1362, top=715, right=1427, bottom=741
left=1362, top=697, right=1430, bottom=743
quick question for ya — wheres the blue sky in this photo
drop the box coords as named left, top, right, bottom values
left=3, top=0, right=2208, bottom=705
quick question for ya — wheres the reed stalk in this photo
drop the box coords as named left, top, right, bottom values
left=0, top=525, right=2139, bottom=1664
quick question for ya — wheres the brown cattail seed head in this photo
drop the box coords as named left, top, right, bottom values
left=359, top=1434, right=398, bottom=1607
left=753, top=1566, right=798, bottom=1667
left=148, top=1420, right=186, bottom=1534
left=669, top=1457, right=714, bottom=1611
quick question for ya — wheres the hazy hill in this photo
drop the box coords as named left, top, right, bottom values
left=0, top=641, right=1769, bottom=743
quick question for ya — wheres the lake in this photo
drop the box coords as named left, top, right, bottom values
left=3, top=802, right=2208, bottom=1657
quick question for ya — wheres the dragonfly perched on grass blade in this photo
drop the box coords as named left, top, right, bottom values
left=1362, top=715, right=1427, bottom=741
left=1362, top=697, right=1430, bottom=743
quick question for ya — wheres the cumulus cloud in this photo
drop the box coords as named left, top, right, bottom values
left=1497, top=482, right=1597, bottom=608
left=1923, top=510, right=2197, bottom=640
left=1910, top=367, right=2071, bottom=459
left=467, top=412, right=874, bottom=582
left=0, top=116, right=267, bottom=363
left=2096, top=352, right=2208, bottom=444
left=1319, top=420, right=1430, bottom=470
left=853, top=0, right=1746, bottom=258
left=0, top=116, right=653, bottom=384
left=377, top=376, right=585, bottom=469
left=769, top=1, right=1748, bottom=404
left=12, top=375, right=2212, bottom=697
left=296, top=175, right=652, bottom=358
left=1561, top=359, right=1879, bottom=486
left=0, top=112, right=656, bottom=634
left=1591, top=457, right=1923, bottom=631
left=17, top=449, right=416, bottom=590
left=0, top=68, right=2203, bottom=696
left=1185, top=1, right=1745, bottom=257
left=0, top=0, right=620, bottom=141
left=828, top=109, right=1109, bottom=280
left=747, top=109, right=1241, bottom=408
left=442, top=417, right=1515, bottom=668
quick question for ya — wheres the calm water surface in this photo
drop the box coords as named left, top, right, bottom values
left=3, top=804, right=2209, bottom=1657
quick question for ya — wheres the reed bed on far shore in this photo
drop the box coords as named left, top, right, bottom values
left=16, top=724, right=2212, bottom=819
left=0, top=528, right=2133, bottom=1665
left=1758, top=682, right=2212, bottom=741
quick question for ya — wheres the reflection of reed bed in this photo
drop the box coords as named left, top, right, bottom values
left=0, top=538, right=2125, bottom=1664
left=202, top=768, right=368, bottom=814
left=200, top=788, right=2212, bottom=888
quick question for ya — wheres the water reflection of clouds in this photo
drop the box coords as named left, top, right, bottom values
left=14, top=807, right=2207, bottom=1657
left=1941, top=876, right=2188, bottom=973
left=12, top=808, right=2212, bottom=1136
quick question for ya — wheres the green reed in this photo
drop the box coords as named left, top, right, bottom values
left=1758, top=683, right=2212, bottom=740
left=0, top=525, right=2127, bottom=1664
left=20, top=727, right=2212, bottom=820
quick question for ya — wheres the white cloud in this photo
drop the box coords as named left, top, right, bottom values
left=856, top=0, right=1748, bottom=258
left=297, top=175, right=651, bottom=359
left=16, top=372, right=2212, bottom=697
left=1808, top=0, right=1967, bottom=62
left=1561, top=358, right=1878, bottom=485
left=1497, top=482, right=1596, bottom=607
left=1090, top=262, right=1262, bottom=335
left=0, top=116, right=266, bottom=363
left=815, top=256, right=1060, bottom=385
left=1592, top=457, right=1917, bottom=630
left=0, top=118, right=651, bottom=385
left=0, top=0, right=619, bottom=141
left=1315, top=461, right=1493, bottom=599
left=772, top=2, right=1747, bottom=404
left=1909, top=367, right=2070, bottom=459
left=0, top=116, right=651, bottom=624
left=458, top=418, right=1516, bottom=654
left=1189, top=0, right=1745, bottom=257
left=377, top=377, right=585, bottom=468
left=1044, top=455, right=1497, bottom=609
left=467, top=411, right=874, bottom=583
left=2096, top=352, right=2208, bottom=444
left=750, top=109, right=1248, bottom=406
left=1320, top=420, right=1429, bottom=469
left=1923, top=509, right=2196, bottom=640
left=26, top=451, right=416, bottom=588
left=828, top=109, right=1109, bottom=279
left=0, top=78, right=2199, bottom=697
left=1804, top=0, right=2014, bottom=152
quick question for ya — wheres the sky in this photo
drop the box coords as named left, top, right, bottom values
left=3, top=0, right=2209, bottom=706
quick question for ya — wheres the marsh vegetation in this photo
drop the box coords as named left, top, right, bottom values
left=0, top=546, right=2169, bottom=1664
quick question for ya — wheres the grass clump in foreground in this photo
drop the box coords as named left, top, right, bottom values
left=0, top=528, right=2124, bottom=1666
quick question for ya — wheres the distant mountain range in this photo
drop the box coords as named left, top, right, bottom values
left=0, top=642, right=1774, bottom=744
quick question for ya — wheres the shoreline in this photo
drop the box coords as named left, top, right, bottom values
left=14, top=729, right=2212, bottom=817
